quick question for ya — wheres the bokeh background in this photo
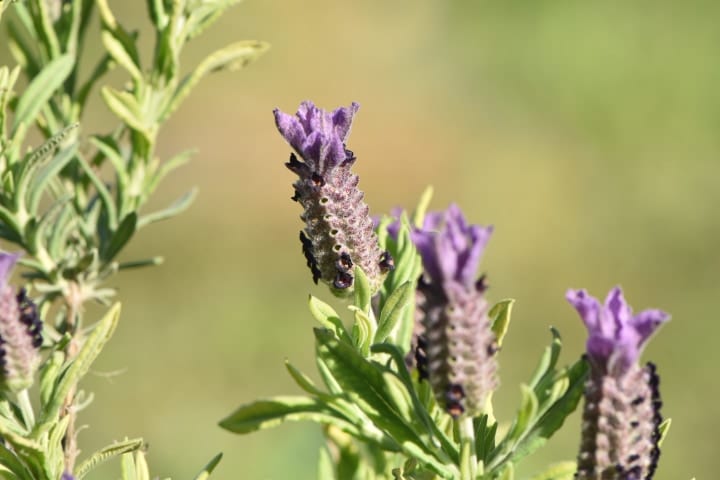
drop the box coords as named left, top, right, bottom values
left=3, top=1, right=719, bottom=478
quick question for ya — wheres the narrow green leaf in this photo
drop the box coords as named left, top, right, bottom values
left=137, top=188, right=196, bottom=228
left=527, top=328, right=563, bottom=390
left=489, top=299, right=515, bottom=348
left=658, top=418, right=671, bottom=447
left=101, top=30, right=143, bottom=82
left=219, top=396, right=351, bottom=434
left=77, top=155, right=119, bottom=230
left=33, top=0, right=62, bottom=59
left=497, top=463, right=515, bottom=480
left=308, top=296, right=349, bottom=340
left=353, top=266, right=372, bottom=313
left=101, top=87, right=150, bottom=139
left=317, top=446, right=335, bottom=480
left=35, top=303, right=122, bottom=433
left=133, top=450, right=150, bottom=480
left=350, top=306, right=373, bottom=356
left=147, top=0, right=169, bottom=29
left=0, top=442, right=33, bottom=479
left=285, top=360, right=326, bottom=397
left=120, top=452, right=137, bottom=480
left=40, top=351, right=64, bottom=409
left=146, top=149, right=194, bottom=195
left=27, top=145, right=77, bottom=215
left=376, top=281, right=412, bottom=343
left=102, top=213, right=137, bottom=262
left=193, top=452, right=223, bottom=480
left=75, top=438, right=144, bottom=479
left=412, top=186, right=434, bottom=228
left=12, top=55, right=74, bottom=134
left=161, top=40, right=269, bottom=122
left=506, top=385, right=539, bottom=443
left=118, top=257, right=164, bottom=270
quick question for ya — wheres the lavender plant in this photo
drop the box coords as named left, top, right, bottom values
left=221, top=101, right=672, bottom=480
left=0, top=0, right=266, bottom=478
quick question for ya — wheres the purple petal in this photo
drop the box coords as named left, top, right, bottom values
left=0, top=252, right=20, bottom=291
left=566, top=289, right=601, bottom=331
left=331, top=102, right=360, bottom=142
left=273, top=108, right=307, bottom=154
left=632, top=309, right=670, bottom=346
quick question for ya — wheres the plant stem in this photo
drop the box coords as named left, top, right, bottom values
left=16, top=389, right=35, bottom=429
left=459, top=416, right=477, bottom=480
left=61, top=282, right=83, bottom=474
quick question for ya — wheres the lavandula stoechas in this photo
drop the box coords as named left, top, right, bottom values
left=411, top=205, right=496, bottom=418
left=0, top=253, right=42, bottom=393
left=274, top=101, right=392, bottom=297
left=567, top=287, right=668, bottom=480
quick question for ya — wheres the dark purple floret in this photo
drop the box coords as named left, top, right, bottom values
left=274, top=101, right=391, bottom=296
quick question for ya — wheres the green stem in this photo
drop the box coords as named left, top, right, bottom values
left=459, top=416, right=477, bottom=480
left=17, top=389, right=35, bottom=429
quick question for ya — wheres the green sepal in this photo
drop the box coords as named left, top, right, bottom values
left=75, top=438, right=144, bottom=479
left=529, top=461, right=577, bottom=480
left=193, top=452, right=223, bottom=480
left=34, top=303, right=122, bottom=434
left=11, top=54, right=74, bottom=135
left=489, top=298, right=514, bottom=348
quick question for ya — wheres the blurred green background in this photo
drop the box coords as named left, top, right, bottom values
left=3, top=0, right=720, bottom=478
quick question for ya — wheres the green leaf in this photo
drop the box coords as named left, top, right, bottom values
left=219, top=396, right=352, bottom=434
left=39, top=351, right=64, bottom=409
left=101, top=87, right=151, bottom=140
left=529, top=461, right=576, bottom=480
left=137, top=188, right=196, bottom=228
left=497, top=463, right=515, bottom=480
left=161, top=40, right=269, bottom=122
left=35, top=303, right=122, bottom=433
left=489, top=299, right=514, bottom=348
left=658, top=418, right=671, bottom=447
left=308, top=296, right=350, bottom=341
left=353, top=266, right=372, bottom=313
left=349, top=306, right=373, bottom=356
left=101, top=30, right=143, bottom=82
left=192, top=452, right=223, bottom=480
left=284, top=360, right=326, bottom=397
left=317, top=446, right=335, bottom=480
left=412, top=186, right=434, bottom=228
left=375, top=281, right=412, bottom=343
left=75, top=438, right=144, bottom=479
left=505, top=385, right=539, bottom=444
left=102, top=213, right=137, bottom=263
left=12, top=55, right=74, bottom=135
left=27, top=145, right=78, bottom=216
left=0, top=443, right=34, bottom=480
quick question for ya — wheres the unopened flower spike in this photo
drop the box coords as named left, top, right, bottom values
left=274, top=101, right=392, bottom=297
left=409, top=204, right=496, bottom=418
left=567, top=287, right=669, bottom=480
left=0, top=253, right=42, bottom=393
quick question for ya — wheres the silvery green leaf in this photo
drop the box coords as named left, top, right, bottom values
left=375, top=281, right=412, bottom=343
left=101, top=30, right=143, bottom=82
left=529, top=461, right=576, bottom=480
left=30, top=0, right=62, bottom=59
left=184, top=0, right=241, bottom=40
left=219, top=396, right=355, bottom=435
left=192, top=452, right=223, bottom=480
left=7, top=7, right=41, bottom=75
left=47, top=416, right=70, bottom=479
left=349, top=306, right=373, bottom=356
left=120, top=450, right=150, bottom=480
left=497, top=463, right=515, bottom=480
left=75, top=438, right=144, bottom=480
left=102, top=213, right=137, bottom=263
left=0, top=442, right=34, bottom=479
left=284, top=360, right=326, bottom=397
left=527, top=328, right=563, bottom=390
left=117, top=257, right=164, bottom=270
left=473, top=415, right=497, bottom=464
left=137, top=188, right=196, bottom=228
left=39, top=351, right=64, bottom=409
left=489, top=299, right=514, bottom=348
left=35, top=303, right=121, bottom=434
left=77, top=155, right=118, bottom=229
left=308, top=295, right=350, bottom=341
left=505, top=385, right=539, bottom=445
left=27, top=144, right=77, bottom=215
left=353, top=266, right=372, bottom=313
left=11, top=55, right=74, bottom=135
left=161, top=40, right=269, bottom=122
left=146, top=149, right=194, bottom=195
left=101, top=87, right=151, bottom=140
left=147, top=0, right=170, bottom=29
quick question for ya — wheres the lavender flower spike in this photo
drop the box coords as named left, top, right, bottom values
left=274, top=101, right=392, bottom=297
left=412, top=205, right=497, bottom=418
left=0, top=253, right=42, bottom=393
left=567, top=287, right=669, bottom=480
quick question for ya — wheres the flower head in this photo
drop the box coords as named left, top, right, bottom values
left=274, top=101, right=391, bottom=296
left=566, top=287, right=669, bottom=376
left=402, top=205, right=497, bottom=417
left=0, top=252, right=42, bottom=393
left=568, top=287, right=668, bottom=479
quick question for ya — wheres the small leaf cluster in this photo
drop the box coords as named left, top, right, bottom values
left=221, top=191, right=589, bottom=480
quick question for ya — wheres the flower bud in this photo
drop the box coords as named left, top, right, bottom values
left=274, top=101, right=392, bottom=297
